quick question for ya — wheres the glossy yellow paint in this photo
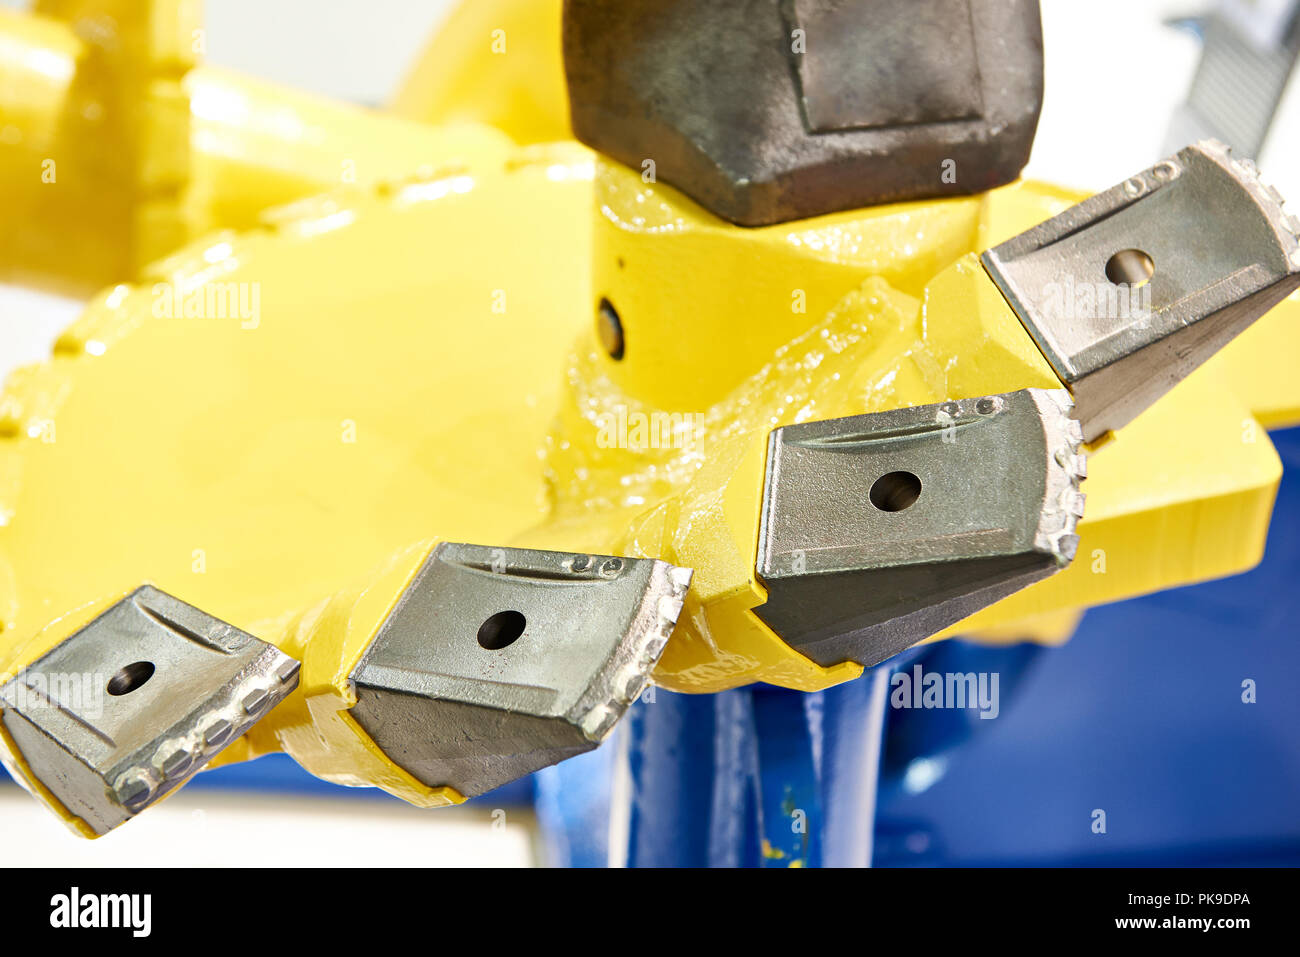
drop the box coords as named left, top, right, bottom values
left=185, top=67, right=514, bottom=237
left=0, top=140, right=597, bottom=648
left=0, top=6, right=514, bottom=294
left=0, top=137, right=595, bottom=829
left=43, top=0, right=199, bottom=270
left=391, top=0, right=569, bottom=145
left=384, top=0, right=569, bottom=143
left=1, top=149, right=1294, bottom=699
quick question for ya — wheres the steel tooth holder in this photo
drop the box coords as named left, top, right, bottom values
left=348, top=543, right=692, bottom=798
left=983, top=139, right=1300, bottom=442
left=755, top=389, right=1085, bottom=668
left=0, top=586, right=300, bottom=836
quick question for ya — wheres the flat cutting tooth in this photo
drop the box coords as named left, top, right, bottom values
left=754, top=389, right=1084, bottom=669
left=982, top=139, right=1300, bottom=442
left=347, top=543, right=692, bottom=799
left=0, top=586, right=300, bottom=837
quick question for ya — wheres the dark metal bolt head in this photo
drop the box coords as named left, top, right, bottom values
left=564, top=0, right=1045, bottom=226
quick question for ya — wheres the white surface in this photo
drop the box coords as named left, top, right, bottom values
left=1030, top=0, right=1204, bottom=191
left=0, top=785, right=535, bottom=866
left=202, top=0, right=456, bottom=106
left=0, top=0, right=455, bottom=106
left=0, top=284, right=82, bottom=368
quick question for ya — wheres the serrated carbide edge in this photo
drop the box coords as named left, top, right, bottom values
left=110, top=647, right=301, bottom=816
left=1029, top=388, right=1087, bottom=567
left=576, top=561, right=693, bottom=742
left=1197, top=139, right=1300, bottom=260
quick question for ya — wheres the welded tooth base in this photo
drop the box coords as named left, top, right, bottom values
left=983, top=139, right=1300, bottom=442
left=0, top=586, right=300, bottom=836
left=755, top=388, right=1084, bottom=668
left=347, top=543, right=691, bottom=799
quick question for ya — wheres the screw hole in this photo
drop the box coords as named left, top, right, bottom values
left=598, top=298, right=625, bottom=360
left=976, top=398, right=996, bottom=415
left=870, top=471, right=922, bottom=512
left=477, top=610, right=526, bottom=650
left=107, top=661, right=155, bottom=696
left=1105, top=249, right=1154, bottom=287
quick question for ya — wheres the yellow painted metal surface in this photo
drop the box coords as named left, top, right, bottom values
left=1, top=0, right=1298, bottom=822
left=0, top=0, right=202, bottom=284
left=0, top=5, right=140, bottom=294
left=0, top=142, right=596, bottom=647
left=0, top=136, right=595, bottom=829
left=0, top=6, right=514, bottom=294
left=391, top=0, right=569, bottom=145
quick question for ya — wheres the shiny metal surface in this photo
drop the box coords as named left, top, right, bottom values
left=0, top=586, right=300, bottom=836
left=755, top=389, right=1085, bottom=668
left=563, top=0, right=1043, bottom=225
left=349, top=543, right=691, bottom=798
left=983, top=140, right=1300, bottom=441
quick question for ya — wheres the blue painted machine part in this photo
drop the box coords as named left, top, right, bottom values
left=604, top=671, right=891, bottom=868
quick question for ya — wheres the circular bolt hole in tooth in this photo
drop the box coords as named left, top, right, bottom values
left=478, top=610, right=526, bottom=650
left=976, top=398, right=997, bottom=415
left=1105, top=248, right=1154, bottom=287
left=571, top=555, right=591, bottom=572
left=870, top=471, right=922, bottom=512
left=600, top=558, right=623, bottom=577
left=107, top=661, right=155, bottom=696
left=598, top=298, right=625, bottom=360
